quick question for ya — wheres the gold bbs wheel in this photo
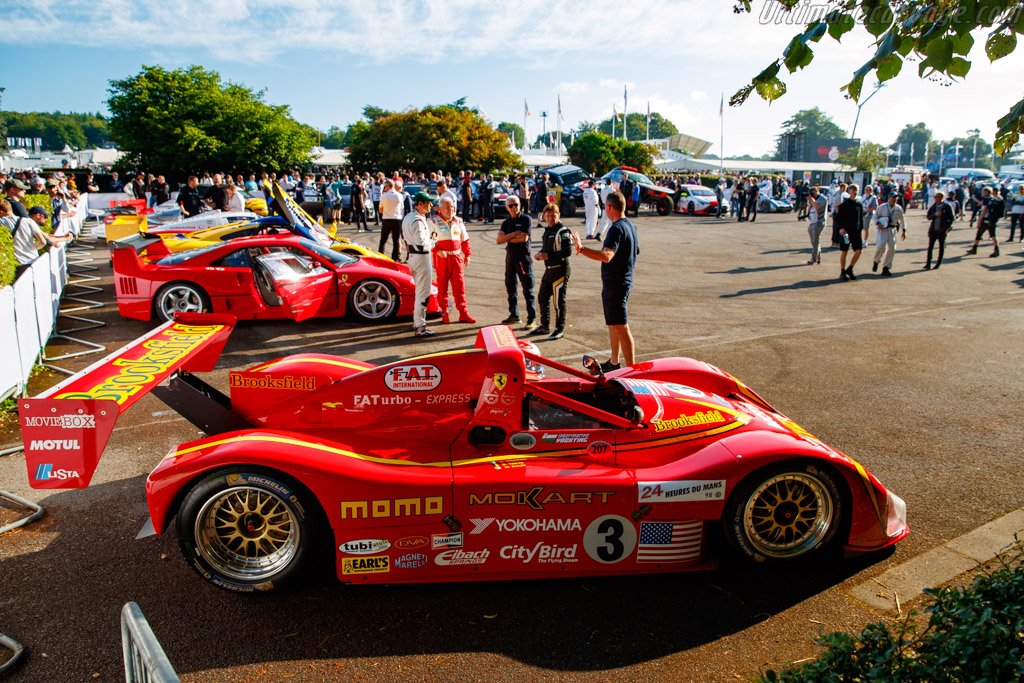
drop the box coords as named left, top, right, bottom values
left=178, top=471, right=312, bottom=592
left=726, top=464, right=843, bottom=563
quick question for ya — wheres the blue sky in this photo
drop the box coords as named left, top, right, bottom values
left=2, top=0, right=1022, bottom=158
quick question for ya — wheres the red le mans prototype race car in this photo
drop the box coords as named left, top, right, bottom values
left=19, top=316, right=908, bottom=593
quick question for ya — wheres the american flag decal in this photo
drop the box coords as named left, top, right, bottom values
left=625, top=379, right=670, bottom=396
left=637, top=520, right=703, bottom=563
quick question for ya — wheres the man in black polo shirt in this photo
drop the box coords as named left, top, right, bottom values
left=495, top=195, right=537, bottom=329
left=176, top=175, right=203, bottom=217
left=572, top=191, right=639, bottom=373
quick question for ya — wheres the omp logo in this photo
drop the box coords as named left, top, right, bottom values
left=470, top=518, right=582, bottom=534
left=34, top=464, right=81, bottom=481
left=23, top=415, right=96, bottom=429
left=340, top=496, right=444, bottom=520
left=384, top=365, right=441, bottom=391
left=468, top=487, right=614, bottom=510
left=29, top=439, right=80, bottom=451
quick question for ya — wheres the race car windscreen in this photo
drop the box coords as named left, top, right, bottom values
left=155, top=243, right=224, bottom=265
left=299, top=239, right=358, bottom=266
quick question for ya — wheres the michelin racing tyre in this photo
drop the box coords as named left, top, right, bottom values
left=177, top=469, right=314, bottom=593
left=349, top=279, right=398, bottom=321
left=154, top=282, right=209, bottom=322
left=723, top=462, right=844, bottom=564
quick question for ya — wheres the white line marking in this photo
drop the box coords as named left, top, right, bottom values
left=947, top=297, right=980, bottom=304
left=875, top=308, right=911, bottom=314
left=112, top=416, right=187, bottom=433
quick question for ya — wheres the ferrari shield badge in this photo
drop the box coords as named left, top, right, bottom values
left=493, top=373, right=508, bottom=391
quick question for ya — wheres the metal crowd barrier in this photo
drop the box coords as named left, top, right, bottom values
left=121, top=603, right=180, bottom=683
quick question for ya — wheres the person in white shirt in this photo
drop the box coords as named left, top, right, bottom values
left=378, top=179, right=405, bottom=261
left=225, top=184, right=246, bottom=212
left=436, top=180, right=458, bottom=214
left=3, top=203, right=71, bottom=280
left=860, top=185, right=878, bottom=247
left=582, top=179, right=600, bottom=239
left=871, top=194, right=905, bottom=276
left=402, top=191, right=436, bottom=337
left=370, top=177, right=382, bottom=227
left=596, top=181, right=615, bottom=239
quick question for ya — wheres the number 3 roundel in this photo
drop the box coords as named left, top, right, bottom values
left=583, top=515, right=638, bottom=564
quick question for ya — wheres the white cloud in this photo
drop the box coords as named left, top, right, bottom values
left=553, top=81, right=591, bottom=96
left=690, top=90, right=708, bottom=101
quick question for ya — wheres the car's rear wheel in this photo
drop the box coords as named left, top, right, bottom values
left=687, top=202, right=696, bottom=216
left=349, top=279, right=398, bottom=321
left=177, top=469, right=315, bottom=593
left=657, top=197, right=673, bottom=216
left=723, top=462, right=844, bottom=563
left=154, top=282, right=209, bottom=322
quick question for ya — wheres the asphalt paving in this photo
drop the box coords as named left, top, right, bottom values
left=1, top=205, right=1022, bottom=682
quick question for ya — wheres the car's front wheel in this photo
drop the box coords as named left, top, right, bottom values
left=177, top=469, right=315, bottom=593
left=723, top=462, right=844, bottom=563
left=154, top=282, right=209, bottom=322
left=349, top=279, right=398, bottom=321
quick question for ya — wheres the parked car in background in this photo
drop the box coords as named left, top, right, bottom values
left=601, top=166, right=675, bottom=216
left=540, top=164, right=591, bottom=217
left=674, top=185, right=719, bottom=216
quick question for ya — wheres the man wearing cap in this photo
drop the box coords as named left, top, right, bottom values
left=402, top=191, right=437, bottom=337
left=3, top=178, right=30, bottom=217
left=496, top=195, right=537, bottom=329
left=28, top=176, right=47, bottom=196
left=2, top=205, right=71, bottom=279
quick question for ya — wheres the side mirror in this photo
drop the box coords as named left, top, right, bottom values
left=582, top=355, right=603, bottom=378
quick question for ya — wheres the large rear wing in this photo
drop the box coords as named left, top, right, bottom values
left=19, top=314, right=236, bottom=489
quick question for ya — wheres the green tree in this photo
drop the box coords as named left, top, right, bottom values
left=106, top=65, right=315, bottom=180
left=892, top=122, right=932, bottom=164
left=933, top=134, right=994, bottom=170
left=731, top=0, right=1024, bottom=155
left=773, top=107, right=847, bottom=159
left=346, top=105, right=520, bottom=172
left=597, top=112, right=679, bottom=140
left=497, top=122, right=525, bottom=149
left=321, top=125, right=347, bottom=149
left=362, top=105, right=393, bottom=123
left=1, top=111, right=109, bottom=150
left=567, top=132, right=657, bottom=175
left=839, top=141, right=886, bottom=171
left=344, top=120, right=371, bottom=148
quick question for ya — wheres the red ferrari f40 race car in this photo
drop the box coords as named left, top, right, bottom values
left=19, top=316, right=907, bottom=592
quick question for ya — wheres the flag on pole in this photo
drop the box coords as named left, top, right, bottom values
left=910, top=142, right=915, bottom=162
left=613, top=103, right=619, bottom=120
left=524, top=99, right=530, bottom=118
left=720, top=93, right=724, bottom=117
left=646, top=101, right=651, bottom=123
left=557, top=95, right=563, bottom=123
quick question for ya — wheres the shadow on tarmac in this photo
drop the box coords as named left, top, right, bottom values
left=0, top=477, right=893, bottom=680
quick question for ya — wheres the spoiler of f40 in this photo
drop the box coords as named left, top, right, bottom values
left=19, top=314, right=236, bottom=489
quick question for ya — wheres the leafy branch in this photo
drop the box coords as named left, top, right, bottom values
left=732, top=0, right=1024, bottom=155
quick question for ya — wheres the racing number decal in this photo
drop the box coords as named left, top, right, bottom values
left=583, top=515, right=637, bottom=564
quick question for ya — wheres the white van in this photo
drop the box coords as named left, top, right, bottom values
left=945, top=167, right=995, bottom=181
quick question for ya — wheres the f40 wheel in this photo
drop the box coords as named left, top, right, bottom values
left=723, top=462, right=844, bottom=563
left=349, top=279, right=398, bottom=321
left=154, top=282, right=209, bottom=322
left=176, top=469, right=315, bottom=593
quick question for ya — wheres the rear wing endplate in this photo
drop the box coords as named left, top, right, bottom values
left=19, top=314, right=236, bottom=489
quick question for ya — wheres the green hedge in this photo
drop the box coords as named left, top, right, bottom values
left=0, top=193, right=53, bottom=287
left=762, top=542, right=1024, bottom=682
left=0, top=221, right=14, bottom=287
